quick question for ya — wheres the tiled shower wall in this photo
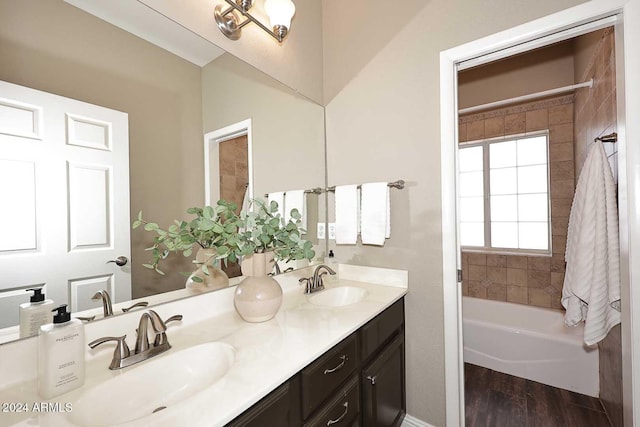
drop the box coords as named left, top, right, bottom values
left=459, top=95, right=575, bottom=310
left=574, top=28, right=622, bottom=427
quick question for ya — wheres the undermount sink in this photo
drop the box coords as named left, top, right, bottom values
left=69, top=342, right=235, bottom=427
left=308, top=286, right=368, bottom=307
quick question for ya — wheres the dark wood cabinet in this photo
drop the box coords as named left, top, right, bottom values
left=362, top=333, right=406, bottom=427
left=227, top=377, right=301, bottom=427
left=227, top=298, right=405, bottom=427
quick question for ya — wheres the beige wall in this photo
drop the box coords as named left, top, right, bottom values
left=140, top=0, right=325, bottom=104
left=458, top=41, right=575, bottom=109
left=202, top=52, right=325, bottom=199
left=322, top=0, right=586, bottom=424
left=0, top=0, right=205, bottom=298
left=201, top=53, right=326, bottom=249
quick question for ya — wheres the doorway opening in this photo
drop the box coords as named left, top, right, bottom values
left=458, top=28, right=620, bottom=425
left=204, top=118, right=253, bottom=278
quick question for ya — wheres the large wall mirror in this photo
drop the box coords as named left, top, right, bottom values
left=0, top=0, right=326, bottom=343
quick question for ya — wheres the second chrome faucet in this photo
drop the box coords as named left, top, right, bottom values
left=89, top=310, right=183, bottom=370
left=299, top=265, right=337, bottom=294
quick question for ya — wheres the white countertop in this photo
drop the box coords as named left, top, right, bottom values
left=0, top=264, right=407, bottom=427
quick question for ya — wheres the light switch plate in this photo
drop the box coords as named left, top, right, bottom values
left=317, top=223, right=326, bottom=239
left=328, top=223, right=336, bottom=240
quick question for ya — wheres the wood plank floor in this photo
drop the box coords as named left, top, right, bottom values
left=465, top=363, right=612, bottom=427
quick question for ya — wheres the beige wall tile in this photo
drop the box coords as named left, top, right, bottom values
left=485, top=116, right=505, bottom=138
left=550, top=160, right=574, bottom=181
left=468, top=281, right=487, bottom=299
left=549, top=104, right=573, bottom=126
left=486, top=254, right=507, bottom=267
left=469, top=265, right=487, bottom=281
left=549, top=123, right=573, bottom=143
left=550, top=298, right=564, bottom=310
left=551, top=272, right=564, bottom=289
left=468, top=253, right=487, bottom=265
left=551, top=179, right=576, bottom=198
left=507, top=285, right=528, bottom=305
left=551, top=198, right=572, bottom=217
left=487, top=266, right=507, bottom=284
left=552, top=216, right=569, bottom=236
left=488, top=283, right=506, bottom=301
left=550, top=255, right=566, bottom=273
left=507, top=256, right=527, bottom=269
left=529, top=288, right=552, bottom=308
left=526, top=109, right=549, bottom=132
left=505, top=113, right=526, bottom=135
left=552, top=234, right=568, bottom=254
left=527, top=256, right=550, bottom=271
left=462, top=281, right=469, bottom=296
left=459, top=122, right=468, bottom=142
left=467, top=120, right=485, bottom=141
left=506, top=268, right=527, bottom=286
left=527, top=270, right=550, bottom=288
left=549, top=142, right=574, bottom=162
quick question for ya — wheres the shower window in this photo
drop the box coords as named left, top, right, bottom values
left=459, top=132, right=551, bottom=254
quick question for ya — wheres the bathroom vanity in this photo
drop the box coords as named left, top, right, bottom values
left=229, top=298, right=405, bottom=426
left=0, top=264, right=407, bottom=427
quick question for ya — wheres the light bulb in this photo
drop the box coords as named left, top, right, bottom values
left=264, top=0, right=295, bottom=30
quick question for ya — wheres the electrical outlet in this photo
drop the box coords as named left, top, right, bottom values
left=317, top=223, right=326, bottom=239
left=328, top=223, right=336, bottom=240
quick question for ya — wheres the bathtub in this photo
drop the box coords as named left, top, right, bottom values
left=462, top=296, right=599, bottom=397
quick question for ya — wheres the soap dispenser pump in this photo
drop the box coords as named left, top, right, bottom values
left=19, top=288, right=54, bottom=338
left=38, top=304, right=85, bottom=399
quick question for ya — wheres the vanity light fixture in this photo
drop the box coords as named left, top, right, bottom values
left=214, top=0, right=295, bottom=43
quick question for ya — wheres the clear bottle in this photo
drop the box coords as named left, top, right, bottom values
left=38, top=305, right=85, bottom=399
left=19, top=288, right=54, bottom=338
left=325, top=250, right=339, bottom=282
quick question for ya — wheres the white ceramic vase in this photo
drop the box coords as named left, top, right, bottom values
left=187, top=248, right=229, bottom=290
left=234, top=252, right=282, bottom=322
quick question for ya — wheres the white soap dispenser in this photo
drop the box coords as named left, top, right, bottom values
left=19, top=288, right=54, bottom=338
left=38, top=304, right=85, bottom=399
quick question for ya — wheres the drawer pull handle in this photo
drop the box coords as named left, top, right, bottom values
left=326, top=402, right=349, bottom=426
left=367, top=375, right=377, bottom=385
left=324, top=355, right=347, bottom=375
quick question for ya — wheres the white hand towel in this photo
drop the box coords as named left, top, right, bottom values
left=361, top=182, right=390, bottom=246
left=267, top=191, right=285, bottom=224
left=562, top=141, right=620, bottom=346
left=335, top=185, right=358, bottom=244
left=284, top=190, right=307, bottom=232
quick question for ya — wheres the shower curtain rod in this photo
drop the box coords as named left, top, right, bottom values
left=458, top=79, right=593, bottom=115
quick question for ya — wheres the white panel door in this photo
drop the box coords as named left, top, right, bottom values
left=0, top=80, right=130, bottom=327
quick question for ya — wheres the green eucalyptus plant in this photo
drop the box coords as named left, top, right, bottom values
left=132, top=200, right=244, bottom=279
left=132, top=198, right=315, bottom=280
left=240, top=199, right=316, bottom=262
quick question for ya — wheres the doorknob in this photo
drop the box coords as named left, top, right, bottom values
left=107, top=256, right=128, bottom=267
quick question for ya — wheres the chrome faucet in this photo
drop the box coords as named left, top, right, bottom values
left=299, top=265, right=336, bottom=294
left=89, top=310, right=183, bottom=370
left=91, top=290, right=113, bottom=317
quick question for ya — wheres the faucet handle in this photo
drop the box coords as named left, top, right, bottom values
left=299, top=277, right=312, bottom=294
left=153, top=314, right=183, bottom=347
left=122, top=301, right=149, bottom=313
left=88, top=335, right=130, bottom=370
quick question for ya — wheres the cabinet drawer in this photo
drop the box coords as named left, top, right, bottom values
left=301, top=333, right=358, bottom=419
left=304, top=376, right=360, bottom=427
left=227, top=376, right=301, bottom=427
left=360, top=299, right=404, bottom=362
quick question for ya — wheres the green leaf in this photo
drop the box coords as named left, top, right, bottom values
left=203, top=205, right=214, bottom=220
left=138, top=211, right=143, bottom=221
left=191, top=275, right=203, bottom=283
left=144, top=222, right=159, bottom=231
left=142, top=263, right=154, bottom=270
left=290, top=209, right=301, bottom=220
left=132, top=220, right=141, bottom=229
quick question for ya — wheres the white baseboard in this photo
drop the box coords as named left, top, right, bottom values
left=402, top=414, right=437, bottom=427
